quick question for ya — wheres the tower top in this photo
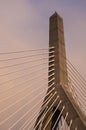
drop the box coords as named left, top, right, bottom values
left=50, top=11, right=62, bottom=20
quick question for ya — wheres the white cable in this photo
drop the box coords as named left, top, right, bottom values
left=67, top=65, right=86, bottom=87
left=8, top=91, right=56, bottom=130
left=58, top=50, right=86, bottom=83
left=48, top=77, right=55, bottom=83
left=0, top=83, right=55, bottom=126
left=0, top=62, right=54, bottom=77
left=0, top=64, right=54, bottom=94
left=0, top=46, right=54, bottom=55
left=43, top=100, right=63, bottom=130
left=33, top=95, right=59, bottom=130
left=67, top=119, right=73, bottom=130
left=1, top=69, right=54, bottom=93
left=40, top=93, right=53, bottom=113
left=19, top=92, right=56, bottom=130
left=68, top=69, right=86, bottom=93
left=0, top=55, right=54, bottom=69
left=0, top=66, right=48, bottom=86
left=0, top=72, right=47, bottom=94
left=51, top=106, right=65, bottom=130
left=60, top=112, right=68, bottom=130
left=0, top=76, right=48, bottom=103
left=0, top=80, right=54, bottom=114
left=0, top=80, right=55, bottom=114
left=0, top=51, right=54, bottom=62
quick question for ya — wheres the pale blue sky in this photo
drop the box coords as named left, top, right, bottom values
left=0, top=0, right=86, bottom=78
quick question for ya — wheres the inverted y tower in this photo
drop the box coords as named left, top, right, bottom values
left=49, top=12, right=86, bottom=130
left=35, top=12, right=86, bottom=130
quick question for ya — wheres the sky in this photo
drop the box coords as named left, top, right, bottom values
left=0, top=1, right=86, bottom=129
left=0, top=0, right=86, bottom=78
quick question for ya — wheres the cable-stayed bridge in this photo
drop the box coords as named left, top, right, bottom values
left=0, top=12, right=86, bottom=130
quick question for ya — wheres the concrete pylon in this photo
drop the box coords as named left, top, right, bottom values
left=35, top=12, right=86, bottom=130
left=49, top=12, right=86, bottom=130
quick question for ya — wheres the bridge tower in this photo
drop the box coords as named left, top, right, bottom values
left=35, top=12, right=86, bottom=130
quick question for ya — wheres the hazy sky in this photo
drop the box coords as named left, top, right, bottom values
left=0, top=0, right=86, bottom=78
left=0, top=1, right=86, bottom=129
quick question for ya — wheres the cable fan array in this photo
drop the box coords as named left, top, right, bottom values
left=0, top=47, right=55, bottom=130
left=59, top=50, right=86, bottom=117
left=0, top=46, right=85, bottom=130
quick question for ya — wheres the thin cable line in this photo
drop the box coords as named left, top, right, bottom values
left=22, top=93, right=56, bottom=130
left=40, top=93, right=55, bottom=112
left=67, top=119, right=72, bottom=130
left=0, top=69, right=54, bottom=95
left=0, top=83, right=55, bottom=126
left=0, top=72, right=47, bottom=94
left=59, top=50, right=86, bottom=83
left=51, top=106, right=65, bottom=130
left=0, top=77, right=48, bottom=103
left=0, top=46, right=55, bottom=55
left=75, top=127, right=78, bottom=130
left=48, top=70, right=55, bottom=77
left=67, top=75, right=86, bottom=96
left=67, top=67, right=86, bottom=92
left=36, top=93, right=55, bottom=119
left=34, top=94, right=54, bottom=123
left=17, top=92, right=57, bottom=130
left=65, top=78, right=86, bottom=107
left=0, top=62, right=54, bottom=77
left=0, top=66, right=48, bottom=86
left=67, top=60, right=86, bottom=82
left=33, top=95, right=60, bottom=130
left=0, top=56, right=54, bottom=69
left=68, top=74, right=86, bottom=101
left=0, top=72, right=54, bottom=103
left=8, top=93, right=53, bottom=130
left=54, top=49, right=86, bottom=92
left=48, top=77, right=55, bottom=83
left=0, top=82, right=54, bottom=114
left=62, top=69, right=86, bottom=101
left=59, top=112, right=68, bottom=130
left=0, top=51, right=54, bottom=62
left=67, top=63, right=86, bottom=88
left=60, top=71, right=86, bottom=114
left=60, top=67, right=86, bottom=101
left=19, top=105, right=41, bottom=130
left=48, top=69, right=54, bottom=74
left=67, top=63, right=86, bottom=87
left=43, top=103, right=64, bottom=130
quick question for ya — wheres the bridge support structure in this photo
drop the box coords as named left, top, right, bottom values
left=35, top=12, right=86, bottom=130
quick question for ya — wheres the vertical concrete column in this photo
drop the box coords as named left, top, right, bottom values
left=49, top=12, right=68, bottom=87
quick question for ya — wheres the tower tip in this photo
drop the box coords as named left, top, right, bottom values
left=50, top=11, right=62, bottom=19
